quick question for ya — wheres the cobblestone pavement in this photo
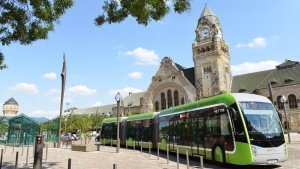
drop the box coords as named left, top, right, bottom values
left=0, top=134, right=299, bottom=169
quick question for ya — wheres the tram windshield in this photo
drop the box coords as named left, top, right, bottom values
left=240, top=102, right=282, bottom=138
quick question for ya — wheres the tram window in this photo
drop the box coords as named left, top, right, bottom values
left=220, top=114, right=230, bottom=135
left=206, top=114, right=218, bottom=136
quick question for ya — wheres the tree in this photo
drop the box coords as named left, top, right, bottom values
left=95, top=0, right=191, bottom=27
left=0, top=0, right=74, bottom=69
left=72, top=114, right=93, bottom=144
left=1, top=0, right=192, bottom=67
left=90, top=113, right=105, bottom=131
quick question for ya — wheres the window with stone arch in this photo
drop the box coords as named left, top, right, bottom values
left=174, top=90, right=179, bottom=106
left=288, top=94, right=298, bottom=109
left=277, top=96, right=284, bottom=109
left=167, top=89, right=173, bottom=108
left=161, top=92, right=166, bottom=110
left=181, top=98, right=185, bottom=105
left=155, top=101, right=159, bottom=111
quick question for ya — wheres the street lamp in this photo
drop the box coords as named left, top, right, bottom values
left=115, top=92, right=122, bottom=153
left=280, top=95, right=291, bottom=143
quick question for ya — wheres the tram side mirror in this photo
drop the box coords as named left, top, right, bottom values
left=227, top=107, right=237, bottom=121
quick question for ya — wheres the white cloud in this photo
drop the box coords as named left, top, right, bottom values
left=128, top=72, right=143, bottom=79
left=108, top=87, right=143, bottom=98
left=235, top=37, right=267, bottom=48
left=231, top=60, right=281, bottom=76
left=121, top=47, right=159, bottom=65
left=91, top=102, right=102, bottom=107
left=67, top=85, right=97, bottom=96
left=8, top=83, right=39, bottom=94
left=46, top=89, right=61, bottom=95
left=43, top=72, right=57, bottom=80
left=27, top=110, right=60, bottom=119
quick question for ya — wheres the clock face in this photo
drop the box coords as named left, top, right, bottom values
left=200, top=27, right=210, bottom=39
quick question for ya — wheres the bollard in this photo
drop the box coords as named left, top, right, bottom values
left=157, top=143, right=159, bottom=160
left=186, top=150, right=189, bottom=169
left=111, top=138, right=112, bottom=148
left=177, top=146, right=179, bottom=169
left=15, top=151, right=19, bottom=169
left=4, top=141, right=7, bottom=153
left=26, top=146, right=29, bottom=166
left=21, top=142, right=24, bottom=156
left=200, top=155, right=204, bottom=169
left=0, top=149, right=3, bottom=168
left=12, top=141, right=15, bottom=154
left=133, top=140, right=135, bottom=151
left=149, top=141, right=151, bottom=157
left=113, top=164, right=117, bottom=169
left=46, top=144, right=48, bottom=161
left=141, top=140, right=143, bottom=154
left=167, top=145, right=169, bottom=165
left=33, top=135, right=44, bottom=169
left=126, top=139, right=127, bottom=150
left=32, top=141, right=35, bottom=157
left=68, top=158, right=71, bottom=169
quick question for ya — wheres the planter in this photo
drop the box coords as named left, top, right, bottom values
left=71, top=144, right=97, bottom=152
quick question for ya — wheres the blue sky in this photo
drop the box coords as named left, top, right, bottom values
left=1, top=0, right=299, bottom=119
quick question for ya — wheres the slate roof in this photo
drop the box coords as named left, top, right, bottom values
left=199, top=4, right=218, bottom=24
left=4, top=98, right=18, bottom=105
left=231, top=60, right=300, bottom=93
left=122, top=92, right=145, bottom=107
left=71, top=104, right=116, bottom=116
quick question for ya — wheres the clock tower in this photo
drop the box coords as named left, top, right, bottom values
left=193, top=4, right=232, bottom=99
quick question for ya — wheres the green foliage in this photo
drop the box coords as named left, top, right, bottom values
left=0, top=0, right=74, bottom=46
left=0, top=51, right=8, bottom=70
left=90, top=113, right=105, bottom=130
left=95, top=0, right=191, bottom=27
left=0, top=0, right=74, bottom=68
left=127, top=112, right=139, bottom=116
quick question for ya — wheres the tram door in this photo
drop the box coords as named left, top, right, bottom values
left=168, top=116, right=178, bottom=151
left=191, top=112, right=205, bottom=156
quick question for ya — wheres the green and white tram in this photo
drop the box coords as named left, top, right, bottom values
left=158, top=93, right=287, bottom=165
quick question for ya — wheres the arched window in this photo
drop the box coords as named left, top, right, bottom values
left=174, top=90, right=179, bottom=106
left=155, top=101, right=159, bottom=111
left=181, top=98, right=185, bottom=105
left=167, top=89, right=173, bottom=108
left=277, top=96, right=284, bottom=109
left=161, top=93, right=166, bottom=110
left=288, top=94, right=298, bottom=109
left=206, top=46, right=210, bottom=51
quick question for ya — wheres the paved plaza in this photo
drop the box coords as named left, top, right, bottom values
left=0, top=133, right=299, bottom=169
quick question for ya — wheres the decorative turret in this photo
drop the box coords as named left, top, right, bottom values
left=3, top=98, right=19, bottom=116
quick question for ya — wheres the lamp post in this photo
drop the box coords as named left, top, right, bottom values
left=115, top=92, right=122, bottom=153
left=280, top=95, right=291, bottom=143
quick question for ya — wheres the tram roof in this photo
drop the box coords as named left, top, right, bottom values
left=127, top=112, right=156, bottom=121
left=159, top=93, right=271, bottom=116
left=102, top=117, right=125, bottom=123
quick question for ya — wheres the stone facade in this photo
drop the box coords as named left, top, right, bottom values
left=256, top=84, right=300, bottom=131
left=141, top=57, right=197, bottom=113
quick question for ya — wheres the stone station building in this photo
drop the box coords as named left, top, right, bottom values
left=68, top=4, right=300, bottom=131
